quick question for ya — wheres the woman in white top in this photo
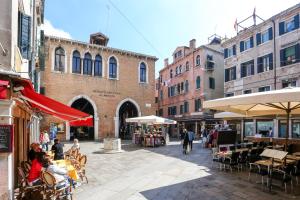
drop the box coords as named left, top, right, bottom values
left=71, top=139, right=80, bottom=151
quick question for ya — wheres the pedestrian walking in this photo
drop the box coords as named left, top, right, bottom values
left=182, top=129, right=189, bottom=154
left=40, top=130, right=50, bottom=151
left=188, top=130, right=195, bottom=151
left=50, top=125, right=57, bottom=145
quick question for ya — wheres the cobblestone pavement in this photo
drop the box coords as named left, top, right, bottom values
left=65, top=140, right=300, bottom=200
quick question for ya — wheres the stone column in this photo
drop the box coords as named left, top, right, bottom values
left=66, top=122, right=70, bottom=141
left=94, top=116, right=99, bottom=140
left=289, top=118, right=292, bottom=139
left=195, top=121, right=198, bottom=135
left=241, top=119, right=244, bottom=141
left=114, top=117, right=119, bottom=138
left=274, top=119, right=279, bottom=138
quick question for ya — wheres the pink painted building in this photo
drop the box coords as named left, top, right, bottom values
left=157, top=38, right=224, bottom=136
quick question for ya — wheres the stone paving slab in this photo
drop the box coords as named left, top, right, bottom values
left=63, top=141, right=300, bottom=200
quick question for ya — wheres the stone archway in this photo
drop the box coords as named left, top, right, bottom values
left=114, top=98, right=141, bottom=138
left=66, top=95, right=99, bottom=140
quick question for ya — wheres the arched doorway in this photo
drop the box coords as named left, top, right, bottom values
left=118, top=101, right=138, bottom=139
left=70, top=98, right=94, bottom=140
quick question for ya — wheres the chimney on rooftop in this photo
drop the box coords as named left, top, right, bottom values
left=189, top=39, right=196, bottom=49
left=164, top=58, right=169, bottom=67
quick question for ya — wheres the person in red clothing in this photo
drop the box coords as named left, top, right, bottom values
left=27, top=152, right=45, bottom=186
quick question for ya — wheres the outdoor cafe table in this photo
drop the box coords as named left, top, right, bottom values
left=274, top=158, right=296, bottom=165
left=254, top=160, right=282, bottom=171
left=52, top=160, right=79, bottom=180
left=286, top=155, right=300, bottom=161
left=293, top=152, right=300, bottom=157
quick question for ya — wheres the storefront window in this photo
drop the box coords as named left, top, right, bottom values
left=244, top=121, right=254, bottom=136
left=256, top=120, right=273, bottom=137
left=292, top=120, right=300, bottom=139
left=278, top=120, right=287, bottom=138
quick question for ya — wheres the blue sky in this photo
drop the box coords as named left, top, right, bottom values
left=44, top=0, right=300, bottom=77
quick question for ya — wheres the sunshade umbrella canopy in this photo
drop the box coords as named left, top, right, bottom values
left=214, top=112, right=246, bottom=119
left=125, top=115, right=177, bottom=125
left=204, top=87, right=300, bottom=150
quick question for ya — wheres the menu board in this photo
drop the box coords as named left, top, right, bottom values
left=0, top=125, right=13, bottom=152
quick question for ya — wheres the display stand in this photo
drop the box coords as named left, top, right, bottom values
left=260, top=149, right=288, bottom=192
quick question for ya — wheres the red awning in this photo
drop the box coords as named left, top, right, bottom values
left=15, top=79, right=93, bottom=127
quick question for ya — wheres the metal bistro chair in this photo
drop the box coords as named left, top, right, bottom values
left=222, top=152, right=240, bottom=172
left=271, top=168, right=293, bottom=193
left=292, top=160, right=300, bottom=185
left=248, top=163, right=269, bottom=188
left=41, top=171, right=73, bottom=200
left=211, top=148, right=222, bottom=169
left=238, top=150, right=249, bottom=171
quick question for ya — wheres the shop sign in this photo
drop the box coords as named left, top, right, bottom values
left=0, top=125, right=13, bottom=152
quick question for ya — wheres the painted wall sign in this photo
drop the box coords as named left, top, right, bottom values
left=92, top=90, right=121, bottom=98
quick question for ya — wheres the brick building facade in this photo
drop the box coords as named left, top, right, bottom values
left=41, top=33, right=157, bottom=141
left=157, top=38, right=224, bottom=136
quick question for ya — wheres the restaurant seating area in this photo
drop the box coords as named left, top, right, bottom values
left=15, top=149, right=88, bottom=200
left=212, top=141, right=300, bottom=194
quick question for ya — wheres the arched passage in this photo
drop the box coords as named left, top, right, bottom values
left=115, top=98, right=141, bottom=139
left=66, top=95, right=99, bottom=141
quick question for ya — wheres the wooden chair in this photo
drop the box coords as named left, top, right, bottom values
left=41, top=171, right=72, bottom=200
left=76, top=155, right=88, bottom=183
left=15, top=167, right=43, bottom=200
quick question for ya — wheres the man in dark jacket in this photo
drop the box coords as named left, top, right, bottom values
left=51, top=139, right=64, bottom=160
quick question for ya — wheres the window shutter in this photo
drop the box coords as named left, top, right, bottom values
left=268, top=27, right=273, bottom=40
left=241, top=64, right=245, bottom=77
left=257, top=57, right=263, bottom=73
left=256, top=33, right=261, bottom=45
left=251, top=60, right=254, bottom=75
left=224, top=48, right=228, bottom=58
left=269, top=53, right=273, bottom=70
left=233, top=67, right=236, bottom=80
left=233, top=45, right=236, bottom=55
left=280, top=49, right=285, bottom=67
left=250, top=36, right=254, bottom=48
left=18, top=12, right=32, bottom=60
left=294, top=14, right=299, bottom=29
left=295, top=43, right=300, bottom=63
left=240, top=41, right=244, bottom=52
left=225, top=69, right=229, bottom=82
left=40, top=30, right=45, bottom=46
left=279, top=22, right=285, bottom=35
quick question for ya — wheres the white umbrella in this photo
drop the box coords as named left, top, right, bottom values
left=214, top=112, right=246, bottom=119
left=125, top=115, right=177, bottom=125
left=204, top=87, right=300, bottom=150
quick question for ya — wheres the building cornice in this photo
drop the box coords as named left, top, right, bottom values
left=45, top=35, right=158, bottom=61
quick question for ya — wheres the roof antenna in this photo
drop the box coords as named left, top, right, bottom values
left=105, top=4, right=111, bottom=36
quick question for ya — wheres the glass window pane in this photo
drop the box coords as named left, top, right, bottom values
left=244, top=121, right=254, bottom=136
left=279, top=120, right=287, bottom=138
left=257, top=120, right=273, bottom=137
left=292, top=120, right=300, bottom=138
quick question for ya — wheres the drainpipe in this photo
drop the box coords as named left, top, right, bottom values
left=272, top=19, right=277, bottom=90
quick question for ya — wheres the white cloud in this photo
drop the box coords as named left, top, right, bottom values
left=42, top=19, right=72, bottom=39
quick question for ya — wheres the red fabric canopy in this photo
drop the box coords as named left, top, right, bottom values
left=15, top=79, right=93, bottom=127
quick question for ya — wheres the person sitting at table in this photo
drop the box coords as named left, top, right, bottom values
left=28, top=143, right=42, bottom=162
left=27, top=152, right=45, bottom=186
left=71, top=139, right=80, bottom=151
left=44, top=158, right=80, bottom=189
left=51, top=139, right=64, bottom=160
